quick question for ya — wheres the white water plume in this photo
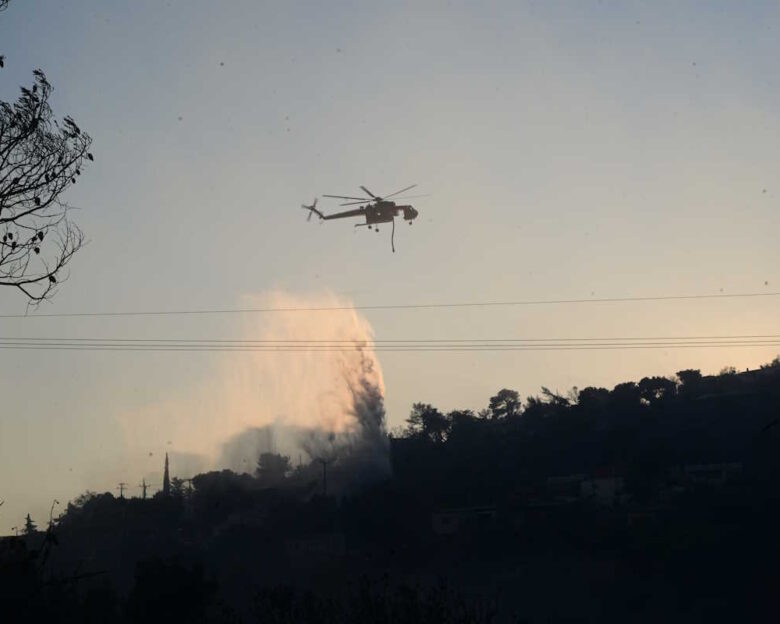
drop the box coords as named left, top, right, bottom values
left=115, top=291, right=390, bottom=492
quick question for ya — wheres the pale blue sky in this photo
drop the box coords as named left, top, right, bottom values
left=1, top=0, right=779, bottom=527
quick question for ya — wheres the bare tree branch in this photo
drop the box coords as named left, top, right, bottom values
left=0, top=1, right=8, bottom=69
left=0, top=69, right=93, bottom=303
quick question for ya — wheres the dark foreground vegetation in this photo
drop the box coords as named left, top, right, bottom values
left=2, top=359, right=780, bottom=622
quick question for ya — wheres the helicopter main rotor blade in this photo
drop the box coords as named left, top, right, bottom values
left=383, top=184, right=417, bottom=199
left=338, top=195, right=426, bottom=206
left=360, top=186, right=378, bottom=199
left=386, top=194, right=429, bottom=201
left=323, top=194, right=367, bottom=201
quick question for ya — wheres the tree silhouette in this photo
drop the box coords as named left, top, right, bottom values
left=446, top=409, right=478, bottom=441
left=638, top=376, right=677, bottom=406
left=256, top=452, right=292, bottom=484
left=23, top=512, right=36, bottom=535
left=676, top=369, right=702, bottom=396
left=488, top=388, right=521, bottom=420
left=170, top=477, right=185, bottom=498
left=0, top=69, right=93, bottom=302
left=405, top=402, right=449, bottom=442
left=609, top=381, right=642, bottom=409
left=72, top=490, right=97, bottom=508
left=576, top=386, right=610, bottom=414
left=540, top=386, right=570, bottom=407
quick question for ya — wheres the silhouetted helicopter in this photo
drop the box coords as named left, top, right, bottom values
left=301, top=184, right=422, bottom=252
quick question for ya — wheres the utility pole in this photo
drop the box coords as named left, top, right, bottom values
left=116, top=482, right=128, bottom=499
left=138, top=478, right=158, bottom=499
left=316, top=457, right=334, bottom=496
left=163, top=453, right=170, bottom=496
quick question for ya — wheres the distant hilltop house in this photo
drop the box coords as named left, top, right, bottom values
left=683, top=462, right=742, bottom=486
left=546, top=468, right=626, bottom=507
left=694, top=365, right=780, bottom=400
left=213, top=509, right=270, bottom=537
left=580, top=474, right=626, bottom=507
left=431, top=506, right=497, bottom=536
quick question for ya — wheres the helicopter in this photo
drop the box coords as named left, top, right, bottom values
left=301, top=184, right=422, bottom=252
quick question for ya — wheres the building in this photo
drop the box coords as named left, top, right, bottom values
left=580, top=476, right=626, bottom=507
left=684, top=462, right=742, bottom=486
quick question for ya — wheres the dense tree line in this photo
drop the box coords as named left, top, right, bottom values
left=392, top=361, right=780, bottom=506
left=5, top=358, right=780, bottom=622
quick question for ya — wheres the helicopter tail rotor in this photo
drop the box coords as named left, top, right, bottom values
left=301, top=198, right=322, bottom=221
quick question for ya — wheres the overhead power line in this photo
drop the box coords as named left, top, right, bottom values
left=0, top=345, right=777, bottom=352
left=0, top=290, right=778, bottom=319
left=0, top=335, right=778, bottom=353
left=1, top=333, right=779, bottom=343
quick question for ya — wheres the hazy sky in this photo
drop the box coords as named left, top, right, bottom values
left=1, top=0, right=779, bottom=528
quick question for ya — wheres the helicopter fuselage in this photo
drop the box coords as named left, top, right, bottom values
left=365, top=201, right=414, bottom=224
left=320, top=200, right=419, bottom=225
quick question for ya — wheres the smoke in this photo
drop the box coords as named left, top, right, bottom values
left=294, top=347, right=391, bottom=492
left=116, top=291, right=390, bottom=493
